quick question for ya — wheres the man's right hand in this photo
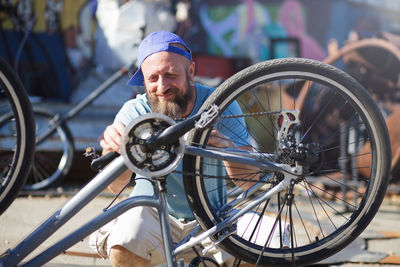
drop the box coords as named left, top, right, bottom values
left=99, top=121, right=126, bottom=155
left=100, top=121, right=133, bottom=193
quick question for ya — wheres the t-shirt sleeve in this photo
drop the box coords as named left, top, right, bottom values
left=217, top=101, right=250, bottom=148
left=114, top=96, right=151, bottom=126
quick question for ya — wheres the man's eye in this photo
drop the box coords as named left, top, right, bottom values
left=148, top=76, right=158, bottom=82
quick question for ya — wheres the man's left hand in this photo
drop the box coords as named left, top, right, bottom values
left=208, top=129, right=236, bottom=148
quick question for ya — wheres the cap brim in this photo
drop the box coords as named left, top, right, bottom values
left=127, top=68, right=144, bottom=86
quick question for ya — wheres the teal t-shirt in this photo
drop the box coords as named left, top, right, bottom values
left=115, top=83, right=248, bottom=220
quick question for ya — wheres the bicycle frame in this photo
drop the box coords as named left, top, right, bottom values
left=0, top=143, right=298, bottom=267
left=35, top=63, right=136, bottom=145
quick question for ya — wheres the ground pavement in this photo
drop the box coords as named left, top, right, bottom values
left=0, top=186, right=399, bottom=267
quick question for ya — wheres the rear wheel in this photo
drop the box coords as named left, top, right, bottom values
left=183, top=58, right=391, bottom=266
left=0, top=57, right=35, bottom=215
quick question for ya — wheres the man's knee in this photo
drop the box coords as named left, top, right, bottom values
left=109, top=245, right=150, bottom=267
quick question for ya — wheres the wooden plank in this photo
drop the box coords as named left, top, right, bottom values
left=380, top=231, right=400, bottom=238
left=380, top=255, right=400, bottom=264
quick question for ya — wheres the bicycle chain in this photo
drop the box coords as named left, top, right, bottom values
left=174, top=110, right=281, bottom=121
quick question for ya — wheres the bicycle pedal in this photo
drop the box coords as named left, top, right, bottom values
left=84, top=147, right=100, bottom=159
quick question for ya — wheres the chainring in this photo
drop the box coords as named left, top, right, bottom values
left=121, top=113, right=185, bottom=178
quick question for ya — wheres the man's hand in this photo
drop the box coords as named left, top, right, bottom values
left=208, top=128, right=259, bottom=190
left=99, top=121, right=126, bottom=154
left=99, top=122, right=131, bottom=193
left=208, top=129, right=236, bottom=148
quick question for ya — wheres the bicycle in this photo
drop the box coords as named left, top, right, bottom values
left=0, top=58, right=391, bottom=266
left=0, top=56, right=35, bottom=216
left=0, top=62, right=136, bottom=190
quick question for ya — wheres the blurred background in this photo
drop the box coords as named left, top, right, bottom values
left=1, top=0, right=400, bottom=192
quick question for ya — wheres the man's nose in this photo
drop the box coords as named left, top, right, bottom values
left=157, top=77, right=169, bottom=93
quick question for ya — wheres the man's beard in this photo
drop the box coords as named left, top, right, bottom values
left=147, top=77, right=193, bottom=118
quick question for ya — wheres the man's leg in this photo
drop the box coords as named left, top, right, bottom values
left=90, top=205, right=243, bottom=266
left=109, top=245, right=150, bottom=267
left=105, top=206, right=167, bottom=265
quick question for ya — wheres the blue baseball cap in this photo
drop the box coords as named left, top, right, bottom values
left=127, top=31, right=192, bottom=86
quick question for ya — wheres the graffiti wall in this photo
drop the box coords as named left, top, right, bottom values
left=1, top=0, right=400, bottom=101
left=185, top=0, right=327, bottom=62
left=181, top=0, right=400, bottom=64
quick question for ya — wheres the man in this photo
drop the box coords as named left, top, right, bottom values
left=90, top=31, right=252, bottom=267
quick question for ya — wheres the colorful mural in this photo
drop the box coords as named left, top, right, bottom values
left=0, top=0, right=96, bottom=102
left=194, top=0, right=326, bottom=62
left=183, top=0, right=400, bottom=63
left=1, top=0, right=400, bottom=101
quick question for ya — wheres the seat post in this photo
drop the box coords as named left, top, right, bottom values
left=154, top=176, right=178, bottom=267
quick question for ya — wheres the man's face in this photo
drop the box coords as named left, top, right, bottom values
left=141, top=51, right=195, bottom=117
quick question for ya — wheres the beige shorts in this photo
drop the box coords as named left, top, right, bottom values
left=89, top=206, right=289, bottom=266
left=89, top=206, right=234, bottom=266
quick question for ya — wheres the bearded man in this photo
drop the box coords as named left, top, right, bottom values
left=90, top=31, right=251, bottom=267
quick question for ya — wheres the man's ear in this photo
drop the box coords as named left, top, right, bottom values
left=189, top=61, right=195, bottom=81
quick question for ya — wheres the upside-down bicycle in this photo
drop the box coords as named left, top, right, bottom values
left=0, top=57, right=391, bottom=266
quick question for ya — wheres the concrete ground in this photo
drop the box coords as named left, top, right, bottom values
left=0, top=191, right=114, bottom=267
left=0, top=187, right=399, bottom=267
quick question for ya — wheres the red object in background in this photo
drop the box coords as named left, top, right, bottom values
left=193, top=54, right=236, bottom=79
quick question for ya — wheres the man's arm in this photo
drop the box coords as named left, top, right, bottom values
left=99, top=121, right=133, bottom=193
left=208, top=129, right=259, bottom=190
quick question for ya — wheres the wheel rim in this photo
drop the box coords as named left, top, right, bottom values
left=0, top=82, right=26, bottom=199
left=183, top=63, right=389, bottom=265
left=24, top=110, right=73, bottom=190
left=0, top=58, right=35, bottom=215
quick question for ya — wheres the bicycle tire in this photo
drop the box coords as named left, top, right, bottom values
left=0, top=57, right=35, bottom=215
left=0, top=109, right=74, bottom=190
left=183, top=58, right=391, bottom=265
left=26, top=108, right=74, bottom=190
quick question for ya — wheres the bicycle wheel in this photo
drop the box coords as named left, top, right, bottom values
left=0, top=109, right=74, bottom=190
left=0, top=57, right=35, bottom=215
left=183, top=58, right=391, bottom=266
left=25, top=109, right=74, bottom=190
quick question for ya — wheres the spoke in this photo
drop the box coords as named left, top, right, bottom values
left=31, top=156, right=52, bottom=184
left=320, top=136, right=371, bottom=154
left=302, top=181, right=326, bottom=239
left=299, top=81, right=313, bottom=134
left=312, top=171, right=365, bottom=195
left=241, top=199, right=270, bottom=243
left=244, top=85, right=278, bottom=148
left=255, top=189, right=290, bottom=266
left=303, top=181, right=354, bottom=218
left=293, top=200, right=312, bottom=243
left=289, top=193, right=295, bottom=266
left=300, top=91, right=339, bottom=143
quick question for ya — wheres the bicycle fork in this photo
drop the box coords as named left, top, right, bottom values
left=173, top=165, right=300, bottom=257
